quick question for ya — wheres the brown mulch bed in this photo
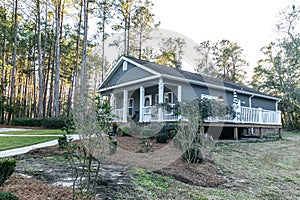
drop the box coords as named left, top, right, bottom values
left=110, top=136, right=225, bottom=186
left=0, top=175, right=100, bottom=200
left=1, top=135, right=225, bottom=199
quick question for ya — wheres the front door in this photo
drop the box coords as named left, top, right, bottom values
left=143, top=95, right=152, bottom=121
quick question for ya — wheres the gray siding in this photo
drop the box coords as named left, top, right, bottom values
left=104, top=61, right=153, bottom=88
left=251, top=97, right=276, bottom=111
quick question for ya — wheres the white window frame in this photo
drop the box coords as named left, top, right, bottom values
left=164, top=92, right=174, bottom=104
left=128, top=98, right=134, bottom=116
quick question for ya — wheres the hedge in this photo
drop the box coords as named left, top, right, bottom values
left=11, top=117, right=71, bottom=129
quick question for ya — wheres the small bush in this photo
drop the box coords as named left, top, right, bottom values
left=156, top=133, right=169, bottom=143
left=121, top=126, right=132, bottom=136
left=183, top=147, right=203, bottom=164
left=141, top=128, right=154, bottom=139
left=0, top=192, right=19, bottom=200
left=0, top=159, right=16, bottom=186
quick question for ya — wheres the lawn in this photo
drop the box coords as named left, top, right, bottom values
left=0, top=136, right=60, bottom=151
left=123, top=131, right=300, bottom=199
left=0, top=129, right=65, bottom=135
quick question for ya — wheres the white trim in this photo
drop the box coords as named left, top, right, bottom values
left=128, top=98, right=134, bottom=116
left=122, top=57, right=160, bottom=76
left=98, top=75, right=160, bottom=92
left=178, top=85, right=182, bottom=102
left=161, top=74, right=280, bottom=101
left=139, top=86, right=145, bottom=122
left=158, top=78, right=164, bottom=122
left=122, top=61, right=128, bottom=71
left=123, top=90, right=128, bottom=123
left=97, top=56, right=160, bottom=91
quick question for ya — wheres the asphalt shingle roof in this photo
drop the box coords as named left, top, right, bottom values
left=126, top=56, right=271, bottom=97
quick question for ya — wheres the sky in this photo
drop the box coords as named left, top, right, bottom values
left=150, top=0, right=298, bottom=74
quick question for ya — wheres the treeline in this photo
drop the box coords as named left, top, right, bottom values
left=0, top=0, right=299, bottom=130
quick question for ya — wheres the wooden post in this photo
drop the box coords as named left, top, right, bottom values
left=278, top=128, right=282, bottom=139
left=234, top=127, right=238, bottom=140
left=259, top=127, right=263, bottom=139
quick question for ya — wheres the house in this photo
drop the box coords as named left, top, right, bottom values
left=97, top=56, right=282, bottom=139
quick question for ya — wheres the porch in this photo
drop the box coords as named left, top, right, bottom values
left=113, top=105, right=282, bottom=125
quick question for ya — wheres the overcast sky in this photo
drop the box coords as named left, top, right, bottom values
left=151, top=0, right=297, bottom=72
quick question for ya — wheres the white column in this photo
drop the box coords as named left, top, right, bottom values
left=123, top=90, right=128, bottom=123
left=177, top=85, right=182, bottom=102
left=158, top=78, right=164, bottom=122
left=139, top=86, right=145, bottom=122
left=110, top=93, right=115, bottom=109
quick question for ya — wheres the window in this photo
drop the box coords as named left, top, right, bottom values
left=123, top=61, right=128, bottom=71
left=164, top=92, right=173, bottom=103
left=128, top=98, right=134, bottom=116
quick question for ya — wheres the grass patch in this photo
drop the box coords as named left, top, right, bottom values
left=0, top=136, right=59, bottom=151
left=0, top=129, right=65, bottom=135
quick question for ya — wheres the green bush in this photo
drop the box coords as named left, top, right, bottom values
left=141, top=128, right=154, bottom=139
left=183, top=146, right=203, bottom=163
left=0, top=159, right=16, bottom=187
left=0, top=192, right=19, bottom=200
left=156, top=133, right=169, bottom=143
left=11, top=117, right=71, bottom=129
left=121, top=126, right=132, bottom=136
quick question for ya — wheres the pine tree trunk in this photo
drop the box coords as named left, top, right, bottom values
left=67, top=0, right=83, bottom=117
left=37, top=0, right=44, bottom=118
left=8, top=0, right=18, bottom=124
left=53, top=0, right=61, bottom=117
left=80, top=0, right=88, bottom=104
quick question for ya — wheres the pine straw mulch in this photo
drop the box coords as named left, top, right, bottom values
left=0, top=175, right=100, bottom=200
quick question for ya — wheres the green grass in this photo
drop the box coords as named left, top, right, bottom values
left=0, top=136, right=59, bottom=151
left=0, top=129, right=64, bottom=135
left=116, top=131, right=300, bottom=199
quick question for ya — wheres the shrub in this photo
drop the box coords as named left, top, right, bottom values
left=11, top=117, right=70, bottom=129
left=121, top=126, right=131, bottom=136
left=0, top=159, right=16, bottom=186
left=0, top=192, right=19, bottom=200
left=141, top=128, right=154, bottom=139
left=182, top=146, right=203, bottom=164
left=156, top=133, right=169, bottom=143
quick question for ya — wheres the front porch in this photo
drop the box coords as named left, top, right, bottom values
left=107, top=78, right=182, bottom=123
left=113, top=105, right=281, bottom=125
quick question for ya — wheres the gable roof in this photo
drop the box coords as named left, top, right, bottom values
left=99, top=56, right=280, bottom=101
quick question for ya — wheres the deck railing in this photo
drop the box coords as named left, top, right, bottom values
left=207, top=106, right=282, bottom=125
left=114, top=105, right=282, bottom=125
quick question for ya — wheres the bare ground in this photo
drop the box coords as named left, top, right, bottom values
left=0, top=135, right=224, bottom=200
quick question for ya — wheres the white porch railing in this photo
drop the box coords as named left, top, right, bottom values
left=141, top=104, right=178, bottom=122
left=207, top=106, right=282, bottom=125
left=114, top=106, right=282, bottom=125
